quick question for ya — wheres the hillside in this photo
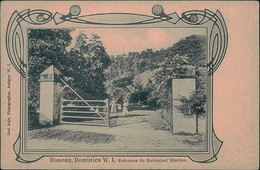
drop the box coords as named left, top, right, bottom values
left=105, top=34, right=207, bottom=107
left=106, top=34, right=206, bottom=81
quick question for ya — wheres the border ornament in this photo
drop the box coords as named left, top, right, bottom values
left=6, top=5, right=228, bottom=163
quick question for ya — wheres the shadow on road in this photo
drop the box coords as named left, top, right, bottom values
left=110, top=112, right=149, bottom=127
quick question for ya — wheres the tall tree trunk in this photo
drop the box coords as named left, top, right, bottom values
left=196, top=114, right=199, bottom=135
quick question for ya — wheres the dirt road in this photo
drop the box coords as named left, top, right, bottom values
left=27, top=110, right=206, bottom=151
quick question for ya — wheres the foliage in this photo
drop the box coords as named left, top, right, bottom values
left=105, top=35, right=207, bottom=109
left=174, top=78, right=207, bottom=134
left=28, top=29, right=73, bottom=126
left=128, top=79, right=150, bottom=105
left=105, top=35, right=206, bottom=81
left=28, top=29, right=110, bottom=127
left=105, top=75, right=134, bottom=103
left=175, top=90, right=206, bottom=118
left=62, top=31, right=111, bottom=100
left=166, top=35, right=207, bottom=67
left=148, top=54, right=192, bottom=109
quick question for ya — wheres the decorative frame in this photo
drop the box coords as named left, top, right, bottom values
left=6, top=4, right=228, bottom=163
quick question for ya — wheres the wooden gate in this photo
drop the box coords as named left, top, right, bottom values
left=59, top=78, right=110, bottom=127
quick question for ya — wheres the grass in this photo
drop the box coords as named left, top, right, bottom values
left=182, top=138, right=205, bottom=146
left=144, top=113, right=206, bottom=148
left=140, top=111, right=171, bottom=131
left=28, top=128, right=115, bottom=144
left=174, top=131, right=196, bottom=136
left=174, top=132, right=206, bottom=147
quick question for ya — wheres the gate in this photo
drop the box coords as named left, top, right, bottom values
left=59, top=78, right=110, bottom=127
left=161, top=91, right=173, bottom=132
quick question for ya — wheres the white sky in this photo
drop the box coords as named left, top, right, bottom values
left=69, top=28, right=206, bottom=56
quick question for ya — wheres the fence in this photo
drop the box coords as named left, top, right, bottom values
left=161, top=91, right=173, bottom=132
left=59, top=78, right=110, bottom=127
left=60, top=99, right=110, bottom=127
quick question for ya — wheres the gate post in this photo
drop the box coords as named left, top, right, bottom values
left=39, top=65, right=63, bottom=125
left=169, top=91, right=173, bottom=134
left=106, top=98, right=110, bottom=127
left=172, top=65, right=196, bottom=134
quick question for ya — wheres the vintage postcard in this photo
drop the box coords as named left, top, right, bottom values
left=1, top=1, right=259, bottom=169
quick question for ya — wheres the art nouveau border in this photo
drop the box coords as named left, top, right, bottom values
left=6, top=4, right=228, bottom=163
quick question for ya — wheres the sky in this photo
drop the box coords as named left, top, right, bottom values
left=69, top=28, right=206, bottom=56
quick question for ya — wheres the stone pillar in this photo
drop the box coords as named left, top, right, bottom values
left=39, top=65, right=63, bottom=125
left=172, top=65, right=196, bottom=134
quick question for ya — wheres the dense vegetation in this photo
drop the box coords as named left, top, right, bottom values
left=28, top=29, right=110, bottom=127
left=105, top=35, right=207, bottom=109
left=28, top=30, right=206, bottom=129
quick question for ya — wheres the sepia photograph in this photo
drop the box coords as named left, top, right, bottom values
left=27, top=28, right=207, bottom=151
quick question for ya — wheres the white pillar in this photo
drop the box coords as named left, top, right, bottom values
left=172, top=78, right=196, bottom=134
left=39, top=65, right=62, bottom=125
left=172, top=64, right=197, bottom=134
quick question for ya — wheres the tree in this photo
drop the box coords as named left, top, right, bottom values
left=166, top=35, right=207, bottom=67
left=128, top=78, right=150, bottom=105
left=174, top=65, right=206, bottom=134
left=148, top=54, right=191, bottom=109
left=105, top=75, right=134, bottom=105
left=104, top=34, right=207, bottom=112
left=28, top=29, right=110, bottom=127
left=175, top=90, right=206, bottom=134
left=28, top=29, right=73, bottom=127
left=64, top=32, right=111, bottom=100
left=105, top=35, right=206, bottom=87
